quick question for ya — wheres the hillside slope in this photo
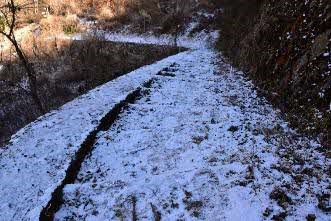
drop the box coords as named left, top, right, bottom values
left=217, top=0, right=330, bottom=147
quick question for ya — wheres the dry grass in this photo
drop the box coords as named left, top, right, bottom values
left=38, top=14, right=81, bottom=37
left=0, top=35, right=180, bottom=147
left=39, top=15, right=65, bottom=36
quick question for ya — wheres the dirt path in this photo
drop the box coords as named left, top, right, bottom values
left=53, top=49, right=329, bottom=220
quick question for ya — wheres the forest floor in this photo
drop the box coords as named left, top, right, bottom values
left=0, top=32, right=329, bottom=220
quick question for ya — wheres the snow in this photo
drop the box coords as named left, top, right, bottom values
left=54, top=50, right=329, bottom=220
left=73, top=22, right=219, bottom=50
left=0, top=30, right=329, bottom=221
left=0, top=50, right=195, bottom=221
left=102, top=31, right=218, bottom=49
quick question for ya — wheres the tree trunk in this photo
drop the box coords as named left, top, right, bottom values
left=34, top=0, right=39, bottom=14
left=9, top=36, right=45, bottom=114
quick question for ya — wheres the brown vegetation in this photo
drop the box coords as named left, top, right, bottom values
left=216, top=0, right=330, bottom=149
left=0, top=34, right=180, bottom=147
left=0, top=0, right=46, bottom=113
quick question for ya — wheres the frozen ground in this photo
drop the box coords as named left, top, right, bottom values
left=0, top=32, right=330, bottom=220
left=55, top=50, right=329, bottom=220
left=73, top=20, right=219, bottom=50
left=0, top=50, right=195, bottom=221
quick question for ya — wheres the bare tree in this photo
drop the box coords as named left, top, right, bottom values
left=0, top=0, right=45, bottom=113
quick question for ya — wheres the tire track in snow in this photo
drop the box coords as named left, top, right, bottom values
left=40, top=80, right=154, bottom=220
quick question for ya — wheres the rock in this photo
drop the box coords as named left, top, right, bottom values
left=326, top=12, right=331, bottom=22
left=228, top=126, right=239, bottom=132
left=263, top=207, right=273, bottom=217
left=311, top=31, right=331, bottom=59
left=293, top=53, right=308, bottom=76
left=270, top=188, right=292, bottom=208
left=306, top=214, right=316, bottom=221
left=317, top=193, right=331, bottom=212
left=271, top=212, right=287, bottom=221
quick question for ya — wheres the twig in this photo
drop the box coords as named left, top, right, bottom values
left=132, top=196, right=137, bottom=221
left=150, top=203, right=161, bottom=221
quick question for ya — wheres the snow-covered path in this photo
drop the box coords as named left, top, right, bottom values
left=0, top=50, right=200, bottom=221
left=53, top=49, right=329, bottom=220
left=0, top=29, right=329, bottom=220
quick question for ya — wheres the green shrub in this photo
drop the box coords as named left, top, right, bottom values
left=63, top=24, right=78, bottom=35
